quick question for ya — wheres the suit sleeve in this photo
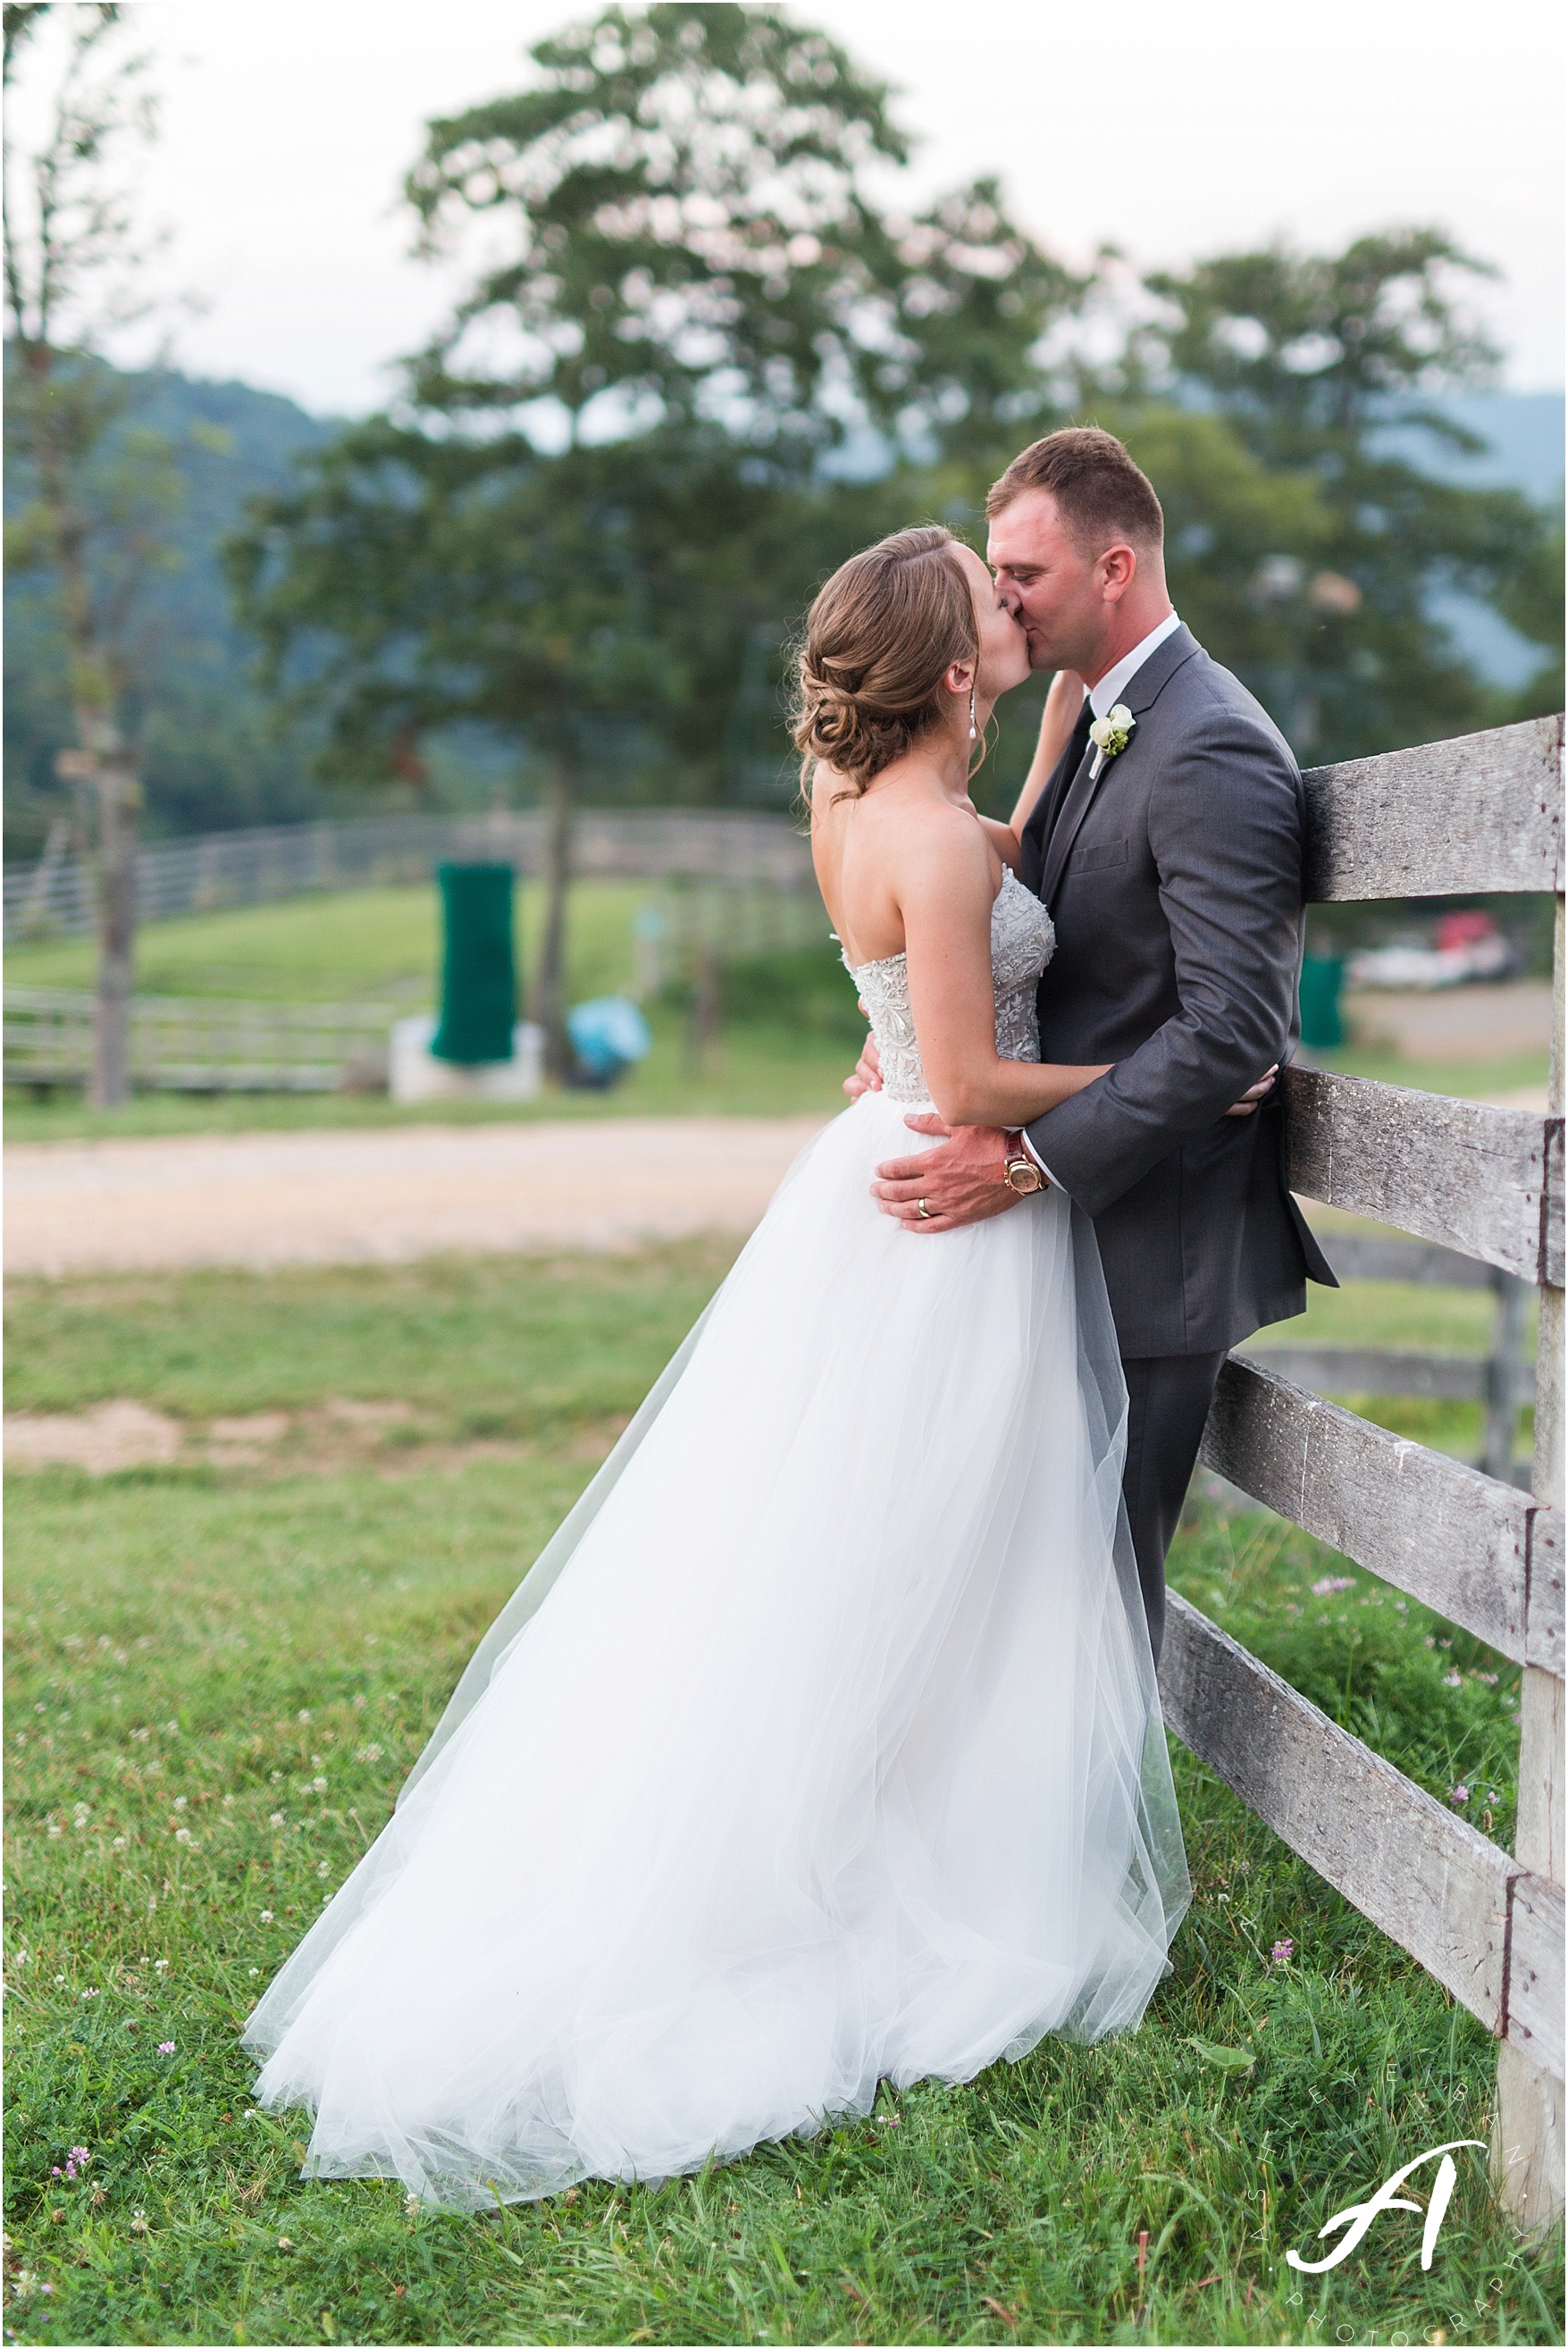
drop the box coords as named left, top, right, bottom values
left=1024, top=707, right=1304, bottom=1219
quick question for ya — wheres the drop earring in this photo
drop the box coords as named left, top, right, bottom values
left=968, top=687, right=977, bottom=743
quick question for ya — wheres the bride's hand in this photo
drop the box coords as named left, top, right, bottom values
left=1226, top=1065, right=1279, bottom=1116
left=844, top=1019, right=882, bottom=1101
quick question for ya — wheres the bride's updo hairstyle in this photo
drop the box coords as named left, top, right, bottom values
left=793, top=525, right=977, bottom=801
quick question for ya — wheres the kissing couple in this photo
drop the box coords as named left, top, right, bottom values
left=246, top=426, right=1336, bottom=2206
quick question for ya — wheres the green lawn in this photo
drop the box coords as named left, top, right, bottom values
left=4, top=882, right=1547, bottom=1145
left=4, top=1252, right=1561, bottom=2345
left=4, top=885, right=860, bottom=1143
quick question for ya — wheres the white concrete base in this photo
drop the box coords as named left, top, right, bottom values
left=390, top=1016, right=545, bottom=1104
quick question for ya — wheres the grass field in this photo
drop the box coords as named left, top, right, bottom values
left=4, top=884, right=1548, bottom=1146
left=4, top=1247, right=1562, bottom=2346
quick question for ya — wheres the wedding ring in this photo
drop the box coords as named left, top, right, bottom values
left=916, top=1197, right=932, bottom=1220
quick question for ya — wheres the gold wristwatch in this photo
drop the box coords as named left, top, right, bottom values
left=1002, top=1132, right=1045, bottom=1195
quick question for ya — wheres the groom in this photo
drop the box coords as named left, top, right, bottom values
left=853, top=427, right=1335, bottom=1664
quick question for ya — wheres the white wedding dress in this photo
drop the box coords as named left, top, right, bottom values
left=245, top=867, right=1189, bottom=2206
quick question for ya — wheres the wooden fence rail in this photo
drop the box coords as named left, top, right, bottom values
left=4, top=809, right=818, bottom=944
left=3, top=987, right=395, bottom=1094
left=1162, top=712, right=1564, bottom=2236
left=1243, top=1234, right=1537, bottom=1481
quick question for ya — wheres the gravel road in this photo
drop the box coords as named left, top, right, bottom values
left=4, top=1115, right=834, bottom=1277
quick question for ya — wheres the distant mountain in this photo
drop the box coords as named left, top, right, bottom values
left=4, top=365, right=354, bottom=857
left=6, top=367, right=1561, bottom=860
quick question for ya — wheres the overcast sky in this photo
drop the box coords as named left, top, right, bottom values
left=98, top=0, right=1568, bottom=413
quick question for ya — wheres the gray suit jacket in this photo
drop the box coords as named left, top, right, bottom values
left=1019, top=623, right=1336, bottom=1357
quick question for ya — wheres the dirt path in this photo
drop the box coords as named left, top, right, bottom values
left=4, top=1115, right=833, bottom=1278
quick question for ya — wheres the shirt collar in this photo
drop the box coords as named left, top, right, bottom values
left=1085, top=609, right=1181, bottom=719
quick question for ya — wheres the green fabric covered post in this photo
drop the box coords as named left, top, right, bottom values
left=430, top=864, right=517, bottom=1063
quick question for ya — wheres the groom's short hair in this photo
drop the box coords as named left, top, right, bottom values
left=986, top=428, right=1163, bottom=554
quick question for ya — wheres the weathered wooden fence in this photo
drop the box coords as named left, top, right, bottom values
left=3, top=988, right=395, bottom=1094
left=1245, top=1234, right=1537, bottom=1483
left=3, top=808, right=817, bottom=944
left=1158, top=711, right=1564, bottom=2233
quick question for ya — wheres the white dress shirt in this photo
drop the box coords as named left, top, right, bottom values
left=1015, top=610, right=1182, bottom=1187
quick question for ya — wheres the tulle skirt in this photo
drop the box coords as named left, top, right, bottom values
left=243, top=1092, right=1189, bottom=2205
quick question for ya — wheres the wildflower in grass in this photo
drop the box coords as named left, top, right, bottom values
left=1442, top=1671, right=1463, bottom=1689
left=259, top=1910, right=274, bottom=1923
left=46, top=1822, right=63, bottom=1839
left=313, top=1776, right=328, bottom=1792
left=356, top=1742, right=384, bottom=1763
left=112, top=1835, right=126, bottom=1847
left=154, top=1959, right=170, bottom=1972
left=1449, top=1784, right=1470, bottom=1807
left=270, top=1812, right=286, bottom=1826
left=248, top=1967, right=260, bottom=1976
left=1471, top=1670, right=1498, bottom=1685
left=298, top=1710, right=312, bottom=1723
left=54, top=1974, right=66, bottom=1984
left=1271, top=1938, right=1295, bottom=1963
left=173, top=1828, right=195, bottom=1846
left=316, top=1861, right=331, bottom=1877
left=157, top=2041, right=176, bottom=2054
left=1311, top=1575, right=1354, bottom=1596
left=279, top=2236, right=295, bottom=2249
left=164, top=1721, right=180, bottom=1735
left=130, top=2211, right=148, bottom=2234
left=172, top=1797, right=188, bottom=1812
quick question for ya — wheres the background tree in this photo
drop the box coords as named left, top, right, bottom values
left=4, top=0, right=178, bottom=1104
left=231, top=1, right=1073, bottom=1071
left=1130, top=231, right=1560, bottom=760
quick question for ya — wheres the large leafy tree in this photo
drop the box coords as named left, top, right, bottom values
left=231, top=2, right=1075, bottom=1070
left=1132, top=231, right=1560, bottom=759
left=403, top=4, right=1076, bottom=467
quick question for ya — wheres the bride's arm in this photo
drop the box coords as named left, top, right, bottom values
left=974, top=669, right=1084, bottom=871
left=901, top=817, right=1110, bottom=1130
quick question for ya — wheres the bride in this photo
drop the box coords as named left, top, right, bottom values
left=244, top=524, right=1191, bottom=2207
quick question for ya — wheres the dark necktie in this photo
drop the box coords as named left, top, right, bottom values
left=1023, top=698, right=1094, bottom=893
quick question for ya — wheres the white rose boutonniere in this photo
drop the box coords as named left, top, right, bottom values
left=1087, top=703, right=1136, bottom=781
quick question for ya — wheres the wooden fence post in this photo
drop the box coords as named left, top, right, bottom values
left=1496, top=888, right=1565, bottom=2230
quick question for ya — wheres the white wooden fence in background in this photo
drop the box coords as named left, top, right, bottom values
left=4, top=809, right=818, bottom=944
left=1162, top=712, right=1564, bottom=2234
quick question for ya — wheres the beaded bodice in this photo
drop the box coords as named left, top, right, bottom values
left=842, top=866, right=1056, bottom=1107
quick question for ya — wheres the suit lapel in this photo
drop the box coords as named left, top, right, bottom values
left=1038, top=625, right=1202, bottom=909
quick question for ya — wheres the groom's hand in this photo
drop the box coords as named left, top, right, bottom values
left=872, top=1117, right=1019, bottom=1234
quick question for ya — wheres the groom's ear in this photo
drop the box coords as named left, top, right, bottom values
left=1097, top=543, right=1138, bottom=600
